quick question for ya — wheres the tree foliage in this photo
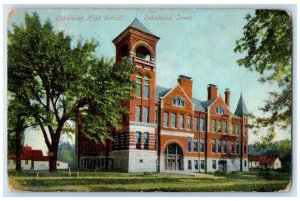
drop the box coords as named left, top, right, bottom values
left=8, top=12, right=135, bottom=172
left=256, top=139, right=291, bottom=171
left=234, top=10, right=292, bottom=142
left=58, top=142, right=76, bottom=169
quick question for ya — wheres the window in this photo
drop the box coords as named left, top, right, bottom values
left=200, top=138, right=205, bottom=152
left=200, top=160, right=205, bottom=169
left=144, top=75, right=150, bottom=99
left=187, top=137, right=192, bottom=152
left=164, top=112, right=169, bottom=127
left=215, top=106, right=224, bottom=115
left=244, top=160, right=247, bottom=167
left=236, top=141, right=240, bottom=154
left=218, top=120, right=222, bottom=133
left=231, top=123, right=234, bottom=135
left=223, top=140, right=227, bottom=154
left=200, top=118, right=206, bottom=131
left=143, top=107, right=149, bottom=123
left=187, top=116, right=192, bottom=129
left=212, top=160, right=216, bottom=169
left=231, top=141, right=234, bottom=154
left=218, top=139, right=221, bottom=153
left=136, top=106, right=141, bottom=122
left=194, top=138, right=198, bottom=152
left=172, top=97, right=185, bottom=107
left=155, top=106, right=158, bottom=124
left=172, top=113, right=177, bottom=128
left=194, top=118, right=198, bottom=131
left=25, top=160, right=29, bottom=165
left=244, top=143, right=247, bottom=154
left=212, top=120, right=216, bottom=132
left=136, top=74, right=142, bottom=98
left=244, top=126, right=248, bottom=136
left=224, top=121, right=227, bottom=134
left=144, top=132, right=149, bottom=150
left=194, top=160, right=199, bottom=170
left=237, top=124, right=241, bottom=135
left=136, top=46, right=151, bottom=61
left=188, top=160, right=192, bottom=170
left=212, top=139, right=216, bottom=153
left=135, top=132, right=141, bottom=149
left=179, top=114, right=184, bottom=129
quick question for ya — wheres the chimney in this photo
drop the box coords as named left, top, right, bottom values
left=225, top=88, right=230, bottom=108
left=207, top=84, right=218, bottom=100
left=177, top=75, right=193, bottom=99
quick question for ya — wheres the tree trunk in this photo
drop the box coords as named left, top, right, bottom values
left=49, top=145, right=58, bottom=172
left=15, top=129, right=22, bottom=172
left=15, top=119, right=24, bottom=172
left=105, top=139, right=109, bottom=170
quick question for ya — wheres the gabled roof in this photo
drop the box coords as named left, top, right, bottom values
left=192, top=98, right=205, bottom=112
left=234, top=93, right=249, bottom=117
left=200, top=99, right=216, bottom=110
left=130, top=17, right=152, bottom=34
left=249, top=156, right=278, bottom=164
left=155, top=86, right=171, bottom=102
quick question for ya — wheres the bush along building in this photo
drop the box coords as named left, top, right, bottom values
left=77, top=18, right=250, bottom=173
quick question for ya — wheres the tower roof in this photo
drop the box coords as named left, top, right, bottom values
left=234, top=93, right=249, bottom=117
left=129, top=17, right=152, bottom=34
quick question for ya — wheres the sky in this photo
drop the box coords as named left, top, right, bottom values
left=7, top=8, right=291, bottom=154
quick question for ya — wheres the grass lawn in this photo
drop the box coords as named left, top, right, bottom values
left=7, top=170, right=291, bottom=192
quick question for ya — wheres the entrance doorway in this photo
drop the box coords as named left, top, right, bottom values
left=219, top=160, right=227, bottom=173
left=164, top=143, right=183, bottom=171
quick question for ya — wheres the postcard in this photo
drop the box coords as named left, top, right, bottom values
left=6, top=8, right=292, bottom=193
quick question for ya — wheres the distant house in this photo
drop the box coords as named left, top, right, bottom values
left=8, top=145, right=68, bottom=170
left=249, top=156, right=281, bottom=170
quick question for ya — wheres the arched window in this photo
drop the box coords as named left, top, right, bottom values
left=172, top=97, right=185, bottom=107
left=136, top=74, right=142, bottom=98
left=215, top=106, right=225, bottom=115
left=136, top=46, right=151, bottom=61
left=144, top=75, right=150, bottom=99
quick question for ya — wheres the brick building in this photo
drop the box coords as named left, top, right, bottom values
left=77, top=18, right=249, bottom=173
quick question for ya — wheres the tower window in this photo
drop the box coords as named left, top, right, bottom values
left=136, top=105, right=141, bottom=122
left=144, top=132, right=149, bottom=150
left=144, top=75, right=150, bottom=99
left=136, top=74, right=142, bottom=98
left=143, top=106, right=149, bottom=123
left=136, top=46, right=151, bottom=61
left=135, top=132, right=141, bottom=149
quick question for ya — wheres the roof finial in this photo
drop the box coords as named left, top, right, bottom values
left=135, top=9, right=138, bottom=18
left=240, top=80, right=243, bottom=96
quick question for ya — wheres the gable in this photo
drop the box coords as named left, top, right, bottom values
left=161, top=83, right=194, bottom=110
left=209, top=95, right=230, bottom=116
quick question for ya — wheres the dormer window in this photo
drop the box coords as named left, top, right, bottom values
left=172, top=97, right=185, bottom=107
left=215, top=106, right=224, bottom=115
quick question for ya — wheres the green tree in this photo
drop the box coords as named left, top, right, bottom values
left=234, top=10, right=292, bottom=142
left=8, top=12, right=135, bottom=172
left=58, top=142, right=75, bottom=169
left=7, top=96, right=35, bottom=172
left=256, top=139, right=291, bottom=171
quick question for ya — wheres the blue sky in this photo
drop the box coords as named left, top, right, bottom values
left=8, top=8, right=290, bottom=153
